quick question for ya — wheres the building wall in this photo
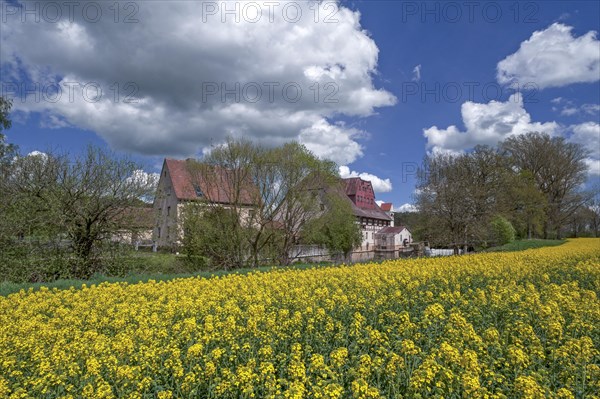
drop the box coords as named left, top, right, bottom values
left=396, top=228, right=412, bottom=247
left=350, top=249, right=375, bottom=263
left=153, top=165, right=181, bottom=248
left=348, top=180, right=378, bottom=210
left=155, top=198, right=256, bottom=249
left=357, top=216, right=392, bottom=251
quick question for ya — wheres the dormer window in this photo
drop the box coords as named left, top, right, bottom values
left=193, top=184, right=204, bottom=197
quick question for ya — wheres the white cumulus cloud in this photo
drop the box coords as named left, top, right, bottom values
left=570, top=122, right=600, bottom=158
left=569, top=122, right=600, bottom=176
left=585, top=159, right=600, bottom=176
left=0, top=1, right=396, bottom=163
left=397, top=203, right=417, bottom=213
left=497, top=23, right=600, bottom=89
left=423, top=94, right=559, bottom=154
left=338, top=165, right=392, bottom=193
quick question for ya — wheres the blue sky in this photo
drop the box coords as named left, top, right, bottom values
left=1, top=0, right=599, bottom=209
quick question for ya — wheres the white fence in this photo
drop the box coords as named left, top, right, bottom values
left=428, top=248, right=463, bottom=257
left=290, top=245, right=330, bottom=261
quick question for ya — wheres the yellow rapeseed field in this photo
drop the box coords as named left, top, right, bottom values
left=1, top=239, right=599, bottom=399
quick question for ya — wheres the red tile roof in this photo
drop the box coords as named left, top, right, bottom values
left=380, top=203, right=393, bottom=212
left=164, top=159, right=257, bottom=205
left=113, top=206, right=154, bottom=229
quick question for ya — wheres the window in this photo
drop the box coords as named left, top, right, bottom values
left=193, top=184, right=204, bottom=197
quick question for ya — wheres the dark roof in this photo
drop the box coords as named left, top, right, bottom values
left=380, top=203, right=393, bottom=212
left=377, top=226, right=409, bottom=235
left=164, top=159, right=257, bottom=205
left=352, top=205, right=393, bottom=221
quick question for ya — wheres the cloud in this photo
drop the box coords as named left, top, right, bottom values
left=497, top=23, right=600, bottom=89
left=551, top=97, right=600, bottom=117
left=299, top=119, right=364, bottom=165
left=412, top=64, right=421, bottom=81
left=397, top=203, right=417, bottom=213
left=560, top=107, right=578, bottom=116
left=127, top=169, right=160, bottom=202
left=570, top=122, right=600, bottom=158
left=40, top=114, right=71, bottom=129
left=582, top=104, right=600, bottom=115
left=585, top=159, right=600, bottom=176
left=26, top=151, right=49, bottom=163
left=338, top=165, right=392, bottom=193
left=569, top=122, right=600, bottom=175
left=1, top=1, right=396, bottom=162
left=127, top=169, right=160, bottom=189
left=423, top=94, right=559, bottom=154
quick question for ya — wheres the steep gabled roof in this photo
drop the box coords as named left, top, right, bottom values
left=324, top=178, right=392, bottom=221
left=164, top=159, right=257, bottom=205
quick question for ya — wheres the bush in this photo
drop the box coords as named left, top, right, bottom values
left=0, top=239, right=136, bottom=283
left=490, top=215, right=516, bottom=246
left=181, top=204, right=251, bottom=270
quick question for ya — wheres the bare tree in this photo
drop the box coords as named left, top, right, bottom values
left=185, top=140, right=340, bottom=267
left=5, top=146, right=155, bottom=278
left=416, top=146, right=509, bottom=251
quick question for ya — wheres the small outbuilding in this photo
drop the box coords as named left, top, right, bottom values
left=374, top=225, right=413, bottom=259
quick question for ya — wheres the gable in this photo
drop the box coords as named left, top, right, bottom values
left=161, top=158, right=257, bottom=205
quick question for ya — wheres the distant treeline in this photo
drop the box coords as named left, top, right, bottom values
left=399, top=132, right=599, bottom=250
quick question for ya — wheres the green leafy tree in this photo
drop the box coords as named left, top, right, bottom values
left=182, top=204, right=248, bottom=270
left=304, top=192, right=362, bottom=262
left=501, top=170, right=547, bottom=239
left=501, top=132, right=589, bottom=238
